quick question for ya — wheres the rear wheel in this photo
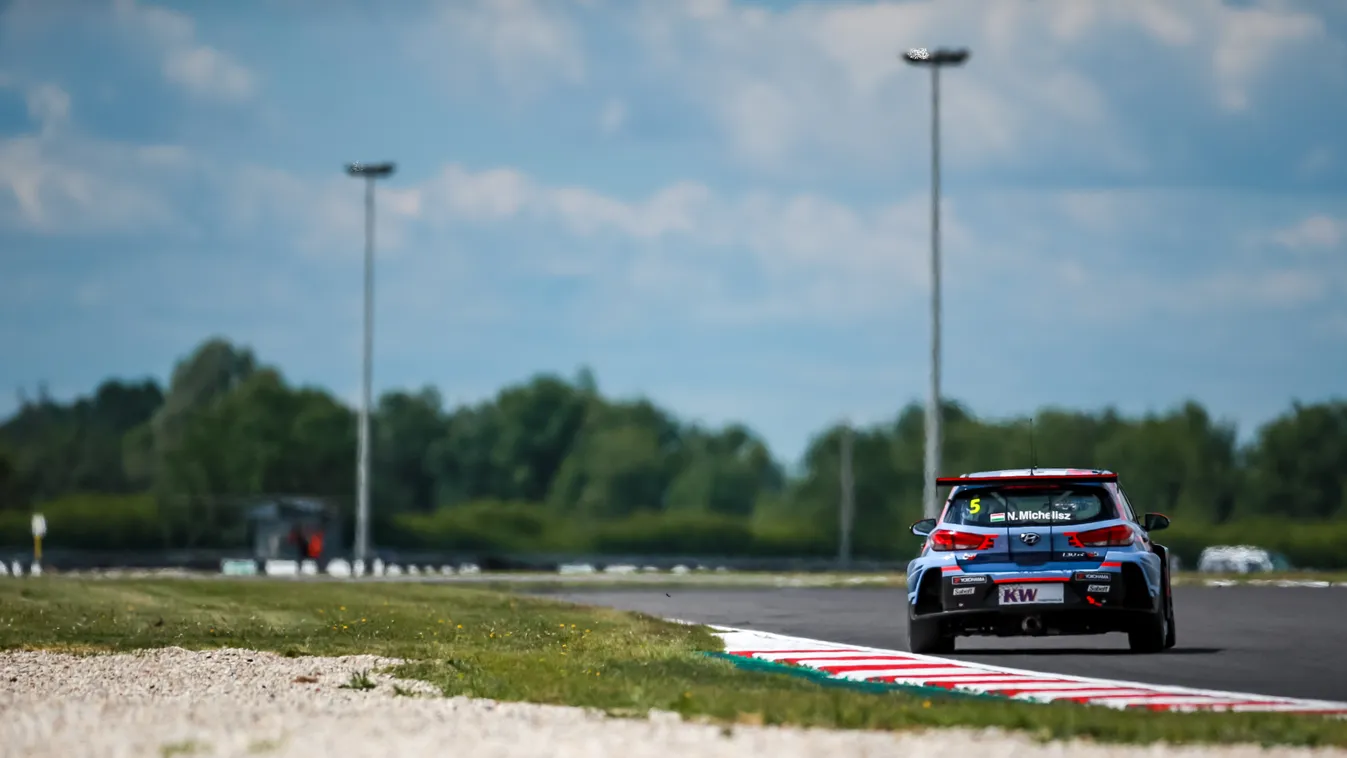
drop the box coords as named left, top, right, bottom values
left=1128, top=603, right=1169, bottom=653
left=1163, top=591, right=1177, bottom=649
left=907, top=612, right=955, bottom=655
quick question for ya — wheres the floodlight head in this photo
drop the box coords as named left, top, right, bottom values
left=345, top=162, right=396, bottom=178
left=903, top=48, right=970, bottom=66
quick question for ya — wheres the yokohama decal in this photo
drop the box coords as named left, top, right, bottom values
left=706, top=625, right=1347, bottom=715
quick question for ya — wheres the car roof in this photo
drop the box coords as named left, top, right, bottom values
left=956, top=467, right=1115, bottom=478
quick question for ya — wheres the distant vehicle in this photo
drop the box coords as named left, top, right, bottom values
left=1197, top=545, right=1292, bottom=573
left=906, top=468, right=1176, bottom=655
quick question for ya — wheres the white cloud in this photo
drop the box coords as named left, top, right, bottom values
left=627, top=0, right=1136, bottom=172
left=406, top=163, right=960, bottom=325
left=599, top=98, right=627, bottom=136
left=618, top=0, right=1336, bottom=172
left=1299, top=147, right=1336, bottom=178
left=225, top=167, right=423, bottom=257
left=0, top=135, right=182, bottom=234
left=25, top=83, right=70, bottom=133
left=917, top=188, right=1347, bottom=329
left=112, top=0, right=256, bottom=101
left=1208, top=4, right=1324, bottom=112
left=0, top=83, right=191, bottom=234
left=1272, top=215, right=1345, bottom=251
left=162, top=46, right=255, bottom=102
left=413, top=0, right=586, bottom=100
left=421, top=165, right=714, bottom=240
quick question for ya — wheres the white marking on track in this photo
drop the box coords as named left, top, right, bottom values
left=709, top=625, right=1347, bottom=715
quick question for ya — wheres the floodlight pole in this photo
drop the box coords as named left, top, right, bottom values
left=345, top=161, right=396, bottom=567
left=903, top=48, right=969, bottom=521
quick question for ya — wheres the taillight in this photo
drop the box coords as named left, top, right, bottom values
left=1066, top=524, right=1135, bottom=548
left=929, top=529, right=996, bottom=552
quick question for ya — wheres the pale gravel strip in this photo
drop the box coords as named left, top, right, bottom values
left=2, top=648, right=1344, bottom=758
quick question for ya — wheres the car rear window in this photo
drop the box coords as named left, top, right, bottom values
left=941, top=485, right=1118, bottom=527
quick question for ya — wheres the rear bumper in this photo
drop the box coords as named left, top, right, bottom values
left=913, top=566, right=1162, bottom=637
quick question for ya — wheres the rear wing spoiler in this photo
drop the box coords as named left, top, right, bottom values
left=937, top=473, right=1117, bottom=487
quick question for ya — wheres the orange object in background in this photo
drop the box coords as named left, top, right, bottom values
left=306, top=531, right=324, bottom=559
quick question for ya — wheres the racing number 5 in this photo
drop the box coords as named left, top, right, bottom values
left=969, top=497, right=981, bottom=514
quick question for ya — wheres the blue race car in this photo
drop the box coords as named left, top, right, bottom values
left=906, top=468, right=1176, bottom=654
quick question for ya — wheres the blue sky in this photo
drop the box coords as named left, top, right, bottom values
left=2, top=0, right=1346, bottom=466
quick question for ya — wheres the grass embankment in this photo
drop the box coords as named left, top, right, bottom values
left=2, top=578, right=1345, bottom=748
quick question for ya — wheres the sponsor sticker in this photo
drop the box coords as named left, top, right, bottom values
left=952, top=586, right=976, bottom=596
left=998, top=583, right=1065, bottom=605
left=1087, top=584, right=1111, bottom=593
left=1077, top=572, right=1111, bottom=582
left=951, top=575, right=987, bottom=585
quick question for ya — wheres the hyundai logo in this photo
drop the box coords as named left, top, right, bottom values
left=1019, top=532, right=1041, bottom=546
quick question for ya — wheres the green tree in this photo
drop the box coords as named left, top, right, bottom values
left=428, top=374, right=591, bottom=507
left=1095, top=401, right=1238, bottom=521
left=1243, top=401, right=1347, bottom=520
left=667, top=424, right=783, bottom=517
left=150, top=337, right=257, bottom=495
left=0, top=379, right=164, bottom=505
left=548, top=399, right=681, bottom=518
left=374, top=387, right=448, bottom=513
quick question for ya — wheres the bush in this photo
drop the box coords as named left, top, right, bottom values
left=8, top=493, right=1347, bottom=569
left=0, top=493, right=163, bottom=550
left=1161, top=518, right=1347, bottom=570
left=746, top=518, right=838, bottom=558
left=591, top=510, right=755, bottom=555
left=391, top=500, right=582, bottom=553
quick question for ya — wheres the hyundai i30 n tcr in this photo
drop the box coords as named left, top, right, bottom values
left=905, top=468, right=1175, bottom=654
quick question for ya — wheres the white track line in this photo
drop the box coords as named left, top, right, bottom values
left=708, top=625, right=1347, bottom=715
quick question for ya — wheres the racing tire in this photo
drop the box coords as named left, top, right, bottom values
left=1128, top=605, right=1169, bottom=653
left=1162, top=594, right=1177, bottom=650
left=907, top=614, right=954, bottom=655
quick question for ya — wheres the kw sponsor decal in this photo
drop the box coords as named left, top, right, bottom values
left=999, top=583, right=1065, bottom=604
left=708, top=626, right=1347, bottom=715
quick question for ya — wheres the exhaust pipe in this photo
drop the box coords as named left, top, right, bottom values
left=1021, top=615, right=1043, bottom=635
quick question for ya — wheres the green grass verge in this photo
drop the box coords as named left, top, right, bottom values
left=1, top=577, right=1345, bottom=747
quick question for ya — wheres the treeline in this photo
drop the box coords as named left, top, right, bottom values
left=2, top=337, right=1346, bottom=565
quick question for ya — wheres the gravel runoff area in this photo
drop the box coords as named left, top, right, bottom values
left=4, top=648, right=1347, bottom=758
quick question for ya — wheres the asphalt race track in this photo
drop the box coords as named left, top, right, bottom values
left=539, top=586, right=1347, bottom=703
